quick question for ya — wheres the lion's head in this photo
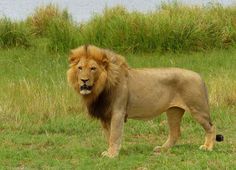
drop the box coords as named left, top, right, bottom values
left=67, top=45, right=128, bottom=102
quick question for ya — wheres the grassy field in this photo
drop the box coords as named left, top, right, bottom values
left=0, top=3, right=236, bottom=169
left=0, top=46, right=235, bottom=169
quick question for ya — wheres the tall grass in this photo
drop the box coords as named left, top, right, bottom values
left=46, top=18, right=80, bottom=53
left=25, top=4, right=79, bottom=52
left=27, top=4, right=71, bottom=36
left=0, top=18, right=32, bottom=48
left=80, top=4, right=236, bottom=52
left=1, top=3, right=236, bottom=52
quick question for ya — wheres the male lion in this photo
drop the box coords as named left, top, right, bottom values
left=67, top=45, right=223, bottom=158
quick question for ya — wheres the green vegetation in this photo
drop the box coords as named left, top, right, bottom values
left=0, top=46, right=235, bottom=169
left=0, top=18, right=32, bottom=48
left=1, top=3, right=236, bottom=52
left=26, top=4, right=71, bottom=36
left=26, top=4, right=79, bottom=53
left=80, top=4, right=236, bottom=52
left=0, top=2, right=235, bottom=169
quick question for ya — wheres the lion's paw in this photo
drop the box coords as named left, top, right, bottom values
left=199, top=145, right=212, bottom=151
left=153, top=146, right=162, bottom=153
left=101, top=151, right=109, bottom=157
left=153, top=146, right=169, bottom=155
left=101, top=151, right=118, bottom=158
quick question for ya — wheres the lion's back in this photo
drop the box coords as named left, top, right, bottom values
left=128, top=67, right=203, bottom=87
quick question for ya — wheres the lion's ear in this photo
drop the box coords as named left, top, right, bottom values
left=102, top=53, right=109, bottom=68
left=68, top=50, right=78, bottom=64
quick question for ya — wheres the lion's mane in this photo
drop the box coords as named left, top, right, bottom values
left=67, top=45, right=128, bottom=121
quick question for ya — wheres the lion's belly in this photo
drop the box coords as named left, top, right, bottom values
left=126, top=90, right=171, bottom=119
left=126, top=71, right=173, bottom=119
left=127, top=104, right=165, bottom=120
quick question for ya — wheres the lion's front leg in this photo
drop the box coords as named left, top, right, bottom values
left=101, top=112, right=125, bottom=158
left=101, top=120, right=111, bottom=144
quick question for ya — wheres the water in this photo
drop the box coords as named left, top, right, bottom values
left=0, top=0, right=235, bottom=23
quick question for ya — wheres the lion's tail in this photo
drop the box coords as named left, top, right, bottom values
left=216, top=134, right=224, bottom=142
left=203, top=82, right=224, bottom=143
left=203, top=81, right=209, bottom=106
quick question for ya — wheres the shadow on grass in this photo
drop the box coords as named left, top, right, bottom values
left=119, top=143, right=226, bottom=157
left=171, top=143, right=232, bottom=154
left=120, top=144, right=154, bottom=156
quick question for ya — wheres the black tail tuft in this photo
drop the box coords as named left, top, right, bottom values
left=216, top=134, right=224, bottom=142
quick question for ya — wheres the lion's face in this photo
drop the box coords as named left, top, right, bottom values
left=67, top=45, right=109, bottom=97
left=76, top=57, right=103, bottom=95
left=67, top=45, right=127, bottom=99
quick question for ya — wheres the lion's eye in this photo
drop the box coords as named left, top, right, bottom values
left=78, top=66, right=82, bottom=70
left=91, top=67, right=96, bottom=71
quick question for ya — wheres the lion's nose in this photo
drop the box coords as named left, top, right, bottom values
left=81, top=78, right=89, bottom=83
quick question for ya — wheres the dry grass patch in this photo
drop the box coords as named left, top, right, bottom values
left=209, top=75, right=236, bottom=107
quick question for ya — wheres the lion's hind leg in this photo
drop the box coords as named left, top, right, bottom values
left=189, top=108, right=216, bottom=151
left=154, top=107, right=184, bottom=153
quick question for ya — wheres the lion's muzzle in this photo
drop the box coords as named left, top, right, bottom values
left=80, top=85, right=93, bottom=95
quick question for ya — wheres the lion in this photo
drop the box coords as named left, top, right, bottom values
left=67, top=45, right=223, bottom=158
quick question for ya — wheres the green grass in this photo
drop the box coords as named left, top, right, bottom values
left=79, top=4, right=236, bottom=52
left=26, top=3, right=71, bottom=36
left=1, top=3, right=235, bottom=169
left=0, top=18, right=32, bottom=48
left=45, top=18, right=80, bottom=53
left=1, top=3, right=236, bottom=53
left=0, top=46, right=235, bottom=169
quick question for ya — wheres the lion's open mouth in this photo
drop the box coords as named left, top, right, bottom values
left=80, top=85, right=93, bottom=95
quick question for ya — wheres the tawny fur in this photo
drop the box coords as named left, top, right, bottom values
left=67, top=45, right=217, bottom=158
